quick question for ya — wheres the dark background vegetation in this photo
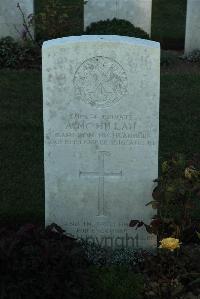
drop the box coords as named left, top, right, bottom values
left=151, top=0, right=187, bottom=49
left=34, top=0, right=187, bottom=49
left=34, top=0, right=83, bottom=40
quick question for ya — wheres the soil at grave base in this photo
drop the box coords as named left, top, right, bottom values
left=136, top=243, right=200, bottom=299
left=161, top=50, right=200, bottom=75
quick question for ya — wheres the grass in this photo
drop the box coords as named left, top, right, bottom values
left=86, top=266, right=144, bottom=299
left=159, top=73, right=200, bottom=160
left=0, top=70, right=43, bottom=225
left=0, top=68, right=200, bottom=223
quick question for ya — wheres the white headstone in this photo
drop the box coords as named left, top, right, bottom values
left=185, top=0, right=200, bottom=54
left=84, top=0, right=152, bottom=36
left=43, top=35, right=160, bottom=250
left=0, top=0, right=34, bottom=39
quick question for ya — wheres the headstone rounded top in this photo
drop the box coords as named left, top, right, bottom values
left=42, top=35, right=160, bottom=49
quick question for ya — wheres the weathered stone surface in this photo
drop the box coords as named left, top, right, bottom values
left=0, top=0, right=34, bottom=39
left=185, top=0, right=200, bottom=54
left=43, top=35, right=160, bottom=250
left=84, top=0, right=152, bottom=35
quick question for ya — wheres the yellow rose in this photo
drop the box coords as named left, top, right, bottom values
left=159, top=237, right=181, bottom=251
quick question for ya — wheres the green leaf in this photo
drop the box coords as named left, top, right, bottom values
left=196, top=231, right=200, bottom=239
left=146, top=200, right=160, bottom=209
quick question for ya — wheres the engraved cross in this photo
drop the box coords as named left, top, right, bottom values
left=79, top=151, right=122, bottom=216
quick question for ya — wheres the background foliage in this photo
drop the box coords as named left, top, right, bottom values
left=130, top=154, right=200, bottom=243
left=0, top=37, right=40, bottom=69
left=85, top=18, right=149, bottom=39
left=34, top=0, right=83, bottom=41
left=152, top=0, right=187, bottom=49
left=33, top=0, right=187, bottom=48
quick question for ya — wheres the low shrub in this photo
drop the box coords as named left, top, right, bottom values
left=0, top=223, right=90, bottom=299
left=0, top=37, right=41, bottom=69
left=138, top=244, right=200, bottom=298
left=130, top=153, right=200, bottom=243
left=85, top=18, right=149, bottom=39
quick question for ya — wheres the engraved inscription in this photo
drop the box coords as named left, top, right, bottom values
left=45, top=113, right=156, bottom=147
left=63, top=218, right=156, bottom=248
left=74, top=56, right=128, bottom=108
left=79, top=151, right=122, bottom=216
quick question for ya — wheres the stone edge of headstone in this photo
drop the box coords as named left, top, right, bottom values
left=42, top=33, right=160, bottom=252
left=184, top=0, right=200, bottom=55
left=184, top=0, right=191, bottom=55
left=42, top=35, right=160, bottom=50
